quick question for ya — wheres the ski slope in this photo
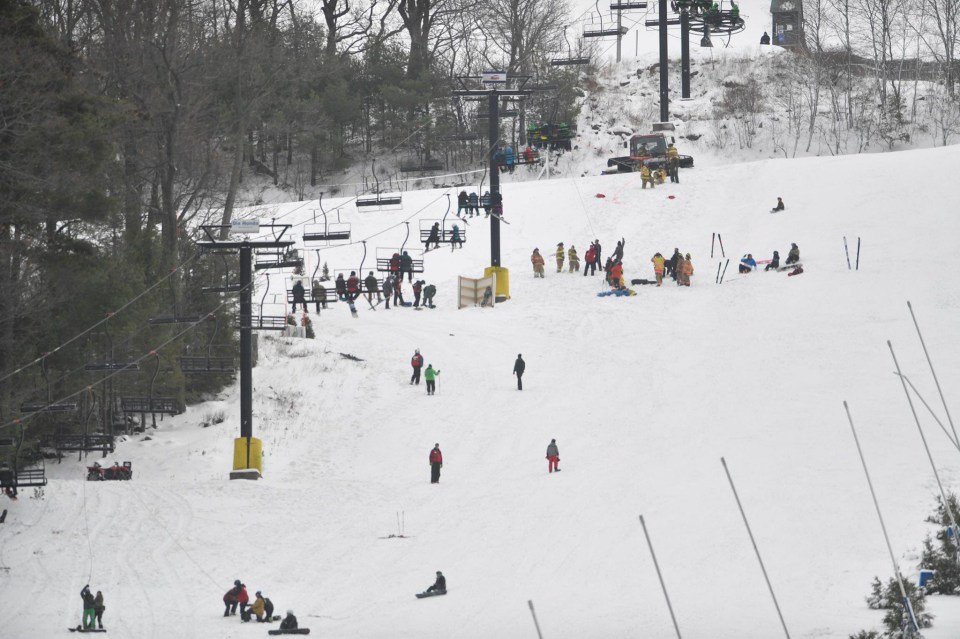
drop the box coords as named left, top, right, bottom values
left=3, top=145, right=960, bottom=638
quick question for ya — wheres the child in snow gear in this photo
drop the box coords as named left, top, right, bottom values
left=739, top=254, right=757, bottom=273
left=365, top=272, right=381, bottom=303
left=426, top=571, right=447, bottom=594
left=786, top=243, right=800, bottom=265
left=224, top=580, right=242, bottom=616
left=764, top=251, right=780, bottom=271
left=772, top=197, right=785, bottom=212
left=94, top=591, right=105, bottom=629
left=450, top=225, right=463, bottom=250
left=81, top=585, right=96, bottom=629
left=513, top=354, right=525, bottom=390
left=555, top=243, right=565, bottom=272
left=651, top=253, right=665, bottom=286
left=424, top=365, right=440, bottom=395
left=640, top=164, right=656, bottom=189
left=430, top=444, right=443, bottom=483
left=280, top=610, right=299, bottom=630
left=531, top=249, right=545, bottom=278
left=568, top=245, right=580, bottom=272
left=423, top=284, right=437, bottom=308
left=312, top=280, right=327, bottom=311
left=679, top=254, right=694, bottom=286
left=426, top=222, right=441, bottom=250
left=413, top=280, right=424, bottom=307
left=335, top=273, right=347, bottom=300
left=546, top=439, right=560, bottom=473
left=291, top=280, right=307, bottom=314
left=411, top=350, right=424, bottom=385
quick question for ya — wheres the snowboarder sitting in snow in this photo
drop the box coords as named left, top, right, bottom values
left=425, top=571, right=447, bottom=594
left=764, top=251, right=780, bottom=271
left=786, top=243, right=800, bottom=265
left=739, top=254, right=757, bottom=273
left=771, top=197, right=785, bottom=212
left=280, top=610, right=299, bottom=630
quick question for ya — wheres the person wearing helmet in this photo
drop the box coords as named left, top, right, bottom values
left=555, top=242, right=565, bottom=272
left=279, top=609, right=298, bottom=630
left=410, top=349, right=424, bottom=385
left=223, top=580, right=242, bottom=616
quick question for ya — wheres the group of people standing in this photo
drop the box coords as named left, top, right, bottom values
left=222, top=580, right=300, bottom=628
left=651, top=249, right=695, bottom=286
left=79, top=585, right=105, bottom=631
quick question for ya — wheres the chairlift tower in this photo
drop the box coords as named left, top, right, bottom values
left=197, top=221, right=294, bottom=480
left=452, top=72, right=534, bottom=300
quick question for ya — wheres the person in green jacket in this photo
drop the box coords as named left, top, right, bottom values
left=424, top=365, right=440, bottom=395
left=423, top=284, right=437, bottom=308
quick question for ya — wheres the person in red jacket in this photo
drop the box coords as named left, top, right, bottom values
left=410, top=349, right=424, bottom=385
left=223, top=580, right=242, bottom=616
left=429, top=444, right=443, bottom=484
left=610, top=261, right=623, bottom=289
left=583, top=243, right=597, bottom=277
left=237, top=583, right=250, bottom=617
left=346, top=271, right=360, bottom=301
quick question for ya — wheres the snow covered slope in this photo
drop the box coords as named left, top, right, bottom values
left=3, top=145, right=960, bottom=638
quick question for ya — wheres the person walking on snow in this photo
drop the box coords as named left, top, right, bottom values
left=413, top=280, right=423, bottom=307
left=513, top=354, right=525, bottom=390
left=651, top=252, right=665, bottom=286
left=424, top=365, right=440, bottom=395
left=382, top=275, right=393, bottom=309
left=546, top=439, right=560, bottom=473
left=429, top=444, right=443, bottom=483
left=555, top=243, right=565, bottom=272
left=641, top=164, right=656, bottom=189
left=531, top=249, right=545, bottom=278
left=80, top=585, right=96, bottom=630
left=410, top=350, right=424, bottom=385
left=568, top=245, right=580, bottom=272
left=679, top=253, right=694, bottom=286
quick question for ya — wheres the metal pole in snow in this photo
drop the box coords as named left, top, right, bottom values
left=639, top=515, right=683, bottom=638
left=717, top=233, right=725, bottom=257
left=842, top=401, right=920, bottom=633
left=889, top=341, right=960, bottom=562
left=906, top=301, right=959, bottom=449
left=527, top=600, right=544, bottom=639
left=711, top=232, right=715, bottom=259
left=720, top=457, right=791, bottom=639
left=715, top=261, right=722, bottom=284
left=893, top=372, right=960, bottom=453
left=856, top=237, right=861, bottom=270
left=843, top=236, right=851, bottom=270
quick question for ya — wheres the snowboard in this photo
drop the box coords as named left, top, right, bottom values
left=416, top=590, right=447, bottom=599
left=69, top=628, right=106, bottom=633
left=347, top=300, right=358, bottom=318
left=489, top=212, right=510, bottom=224
left=777, top=262, right=802, bottom=272
left=268, top=630, right=310, bottom=636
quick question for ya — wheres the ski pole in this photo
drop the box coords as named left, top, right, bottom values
left=719, top=259, right=730, bottom=284
left=527, top=600, right=545, bottom=639
left=711, top=232, right=716, bottom=259
left=717, top=233, right=725, bottom=258
left=856, top=237, right=860, bottom=270
left=843, top=237, right=851, bottom=270
left=715, top=261, right=722, bottom=284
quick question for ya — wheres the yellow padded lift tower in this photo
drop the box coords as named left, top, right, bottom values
left=231, top=436, right=262, bottom=480
left=484, top=266, right=510, bottom=300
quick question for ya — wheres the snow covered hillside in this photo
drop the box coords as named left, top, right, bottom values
left=4, top=144, right=960, bottom=638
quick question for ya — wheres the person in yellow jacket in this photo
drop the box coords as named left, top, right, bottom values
left=679, top=253, right=694, bottom=286
left=666, top=143, right=680, bottom=183
left=568, top=245, right=580, bottom=272
left=640, top=164, right=656, bottom=189
left=243, top=591, right=267, bottom=622
left=531, top=248, right=545, bottom=278
left=555, top=242, right=565, bottom=272
left=655, top=168, right=667, bottom=184
left=651, top=252, right=666, bottom=286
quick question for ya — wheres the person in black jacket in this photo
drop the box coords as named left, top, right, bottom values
left=594, top=239, right=603, bottom=265
left=457, top=190, right=468, bottom=216
left=666, top=248, right=681, bottom=281
left=335, top=273, right=347, bottom=301
left=764, top=250, right=780, bottom=271
left=426, top=571, right=447, bottom=593
left=513, top=354, right=525, bottom=391
left=364, top=272, right=381, bottom=303
left=280, top=610, right=298, bottom=630
left=223, top=580, right=242, bottom=616
left=425, top=222, right=441, bottom=250
left=80, top=585, right=96, bottom=629
left=611, top=238, right=625, bottom=263
left=400, top=251, right=414, bottom=282
left=291, top=280, right=307, bottom=313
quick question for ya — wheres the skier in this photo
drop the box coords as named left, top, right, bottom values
left=94, top=590, right=105, bottom=630
left=583, top=243, right=597, bottom=276
left=410, top=349, right=424, bottom=385
left=786, top=243, right=800, bottom=265
left=640, top=164, right=656, bottom=189
left=425, top=571, right=447, bottom=594
left=531, top=249, right=545, bottom=278
left=413, top=280, right=424, bottom=307
left=291, top=280, right=307, bottom=314
left=425, top=222, right=441, bottom=250
left=568, top=245, right=580, bottom=272
left=450, top=224, right=463, bottom=250
left=224, top=580, right=242, bottom=616
left=346, top=271, right=360, bottom=301
left=772, top=197, right=785, bottom=212
left=335, top=273, right=347, bottom=301
left=382, top=275, right=393, bottom=309
left=764, top=250, right=781, bottom=271
left=429, top=444, right=443, bottom=483
left=423, top=283, right=437, bottom=308
left=679, top=253, right=694, bottom=286
left=555, top=242, right=565, bottom=272
left=365, top=272, right=381, bottom=303
left=312, top=280, right=327, bottom=311
left=513, top=354, right=525, bottom=391
left=457, top=190, right=469, bottom=216
left=80, top=585, right=96, bottom=630
left=424, top=365, right=440, bottom=395
left=739, top=253, right=758, bottom=273
left=546, top=439, right=560, bottom=473
left=279, top=610, right=299, bottom=630
left=480, top=191, right=492, bottom=217
left=400, top=251, right=414, bottom=282
left=651, top=252, right=665, bottom=286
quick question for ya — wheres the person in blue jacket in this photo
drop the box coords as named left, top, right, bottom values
left=739, top=253, right=758, bottom=273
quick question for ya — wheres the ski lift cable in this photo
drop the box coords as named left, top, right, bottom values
left=0, top=253, right=201, bottom=385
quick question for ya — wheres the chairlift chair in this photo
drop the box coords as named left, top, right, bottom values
left=119, top=352, right=183, bottom=429
left=202, top=253, right=243, bottom=294
left=356, top=158, right=403, bottom=209
left=551, top=26, right=592, bottom=66
left=0, top=426, right=48, bottom=489
left=303, top=193, right=352, bottom=243
left=254, top=247, right=303, bottom=271
left=419, top=219, right=468, bottom=246
left=179, top=314, right=235, bottom=374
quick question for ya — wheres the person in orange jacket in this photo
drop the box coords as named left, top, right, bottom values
left=679, top=253, right=694, bottom=286
left=651, top=252, right=665, bottom=286
left=531, top=249, right=545, bottom=278
left=610, top=261, right=624, bottom=289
